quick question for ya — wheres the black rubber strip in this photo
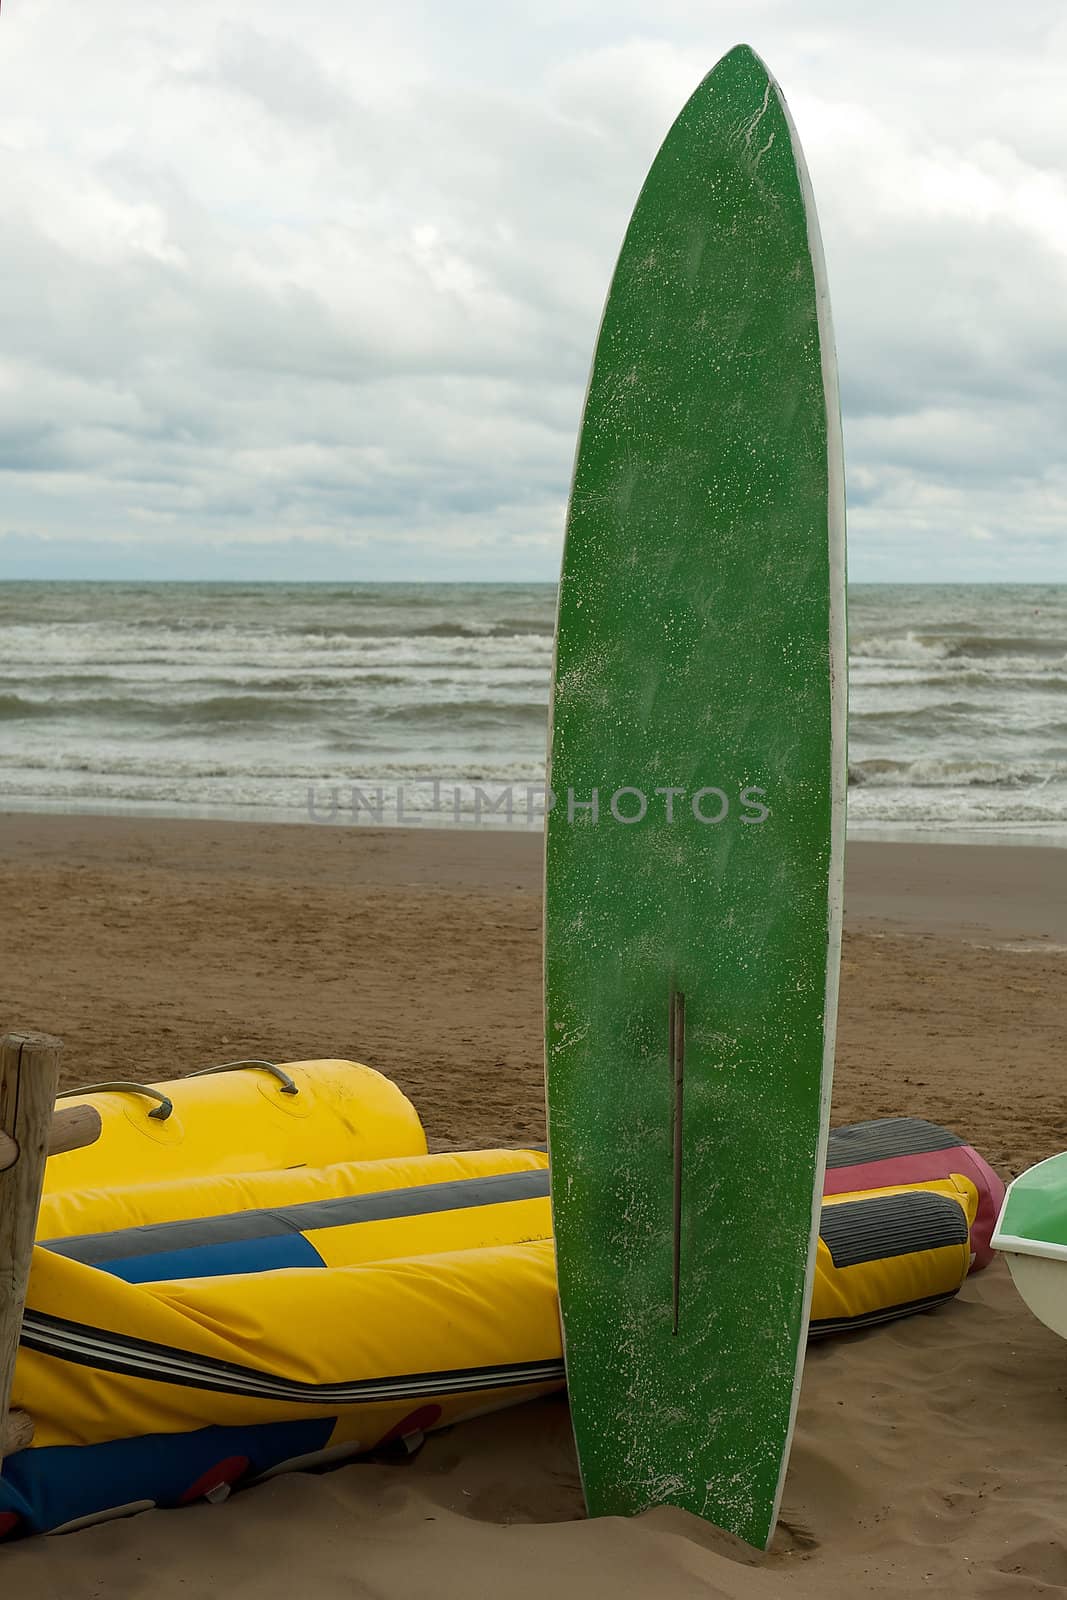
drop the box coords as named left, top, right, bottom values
left=820, top=1190, right=968, bottom=1270
left=825, top=1117, right=964, bottom=1169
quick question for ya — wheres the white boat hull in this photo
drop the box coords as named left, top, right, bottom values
left=1002, top=1250, right=1067, bottom=1343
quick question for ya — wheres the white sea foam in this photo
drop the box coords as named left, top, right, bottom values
left=0, top=580, right=1064, bottom=837
left=851, top=631, right=951, bottom=664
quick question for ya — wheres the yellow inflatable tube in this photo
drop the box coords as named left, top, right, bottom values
left=39, top=1147, right=553, bottom=1263
left=3, top=1143, right=979, bottom=1538
left=39, top=1158, right=978, bottom=1328
left=811, top=1173, right=978, bottom=1336
left=17, top=1239, right=563, bottom=1453
left=44, top=1059, right=425, bottom=1196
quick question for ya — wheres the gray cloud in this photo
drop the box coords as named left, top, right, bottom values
left=1, top=1, right=1065, bottom=579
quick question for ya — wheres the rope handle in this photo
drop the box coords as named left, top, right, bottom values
left=54, top=1062, right=298, bottom=1124
left=55, top=1082, right=174, bottom=1121
left=188, top=1060, right=299, bottom=1095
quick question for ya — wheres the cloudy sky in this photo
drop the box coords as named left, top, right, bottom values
left=2, top=0, right=1066, bottom=583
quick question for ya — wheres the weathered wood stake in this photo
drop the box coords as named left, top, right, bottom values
left=0, top=1103, right=101, bottom=1172
left=0, top=1408, right=33, bottom=1458
left=0, top=1032, right=64, bottom=1478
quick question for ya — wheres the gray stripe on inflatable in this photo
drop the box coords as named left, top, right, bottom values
left=825, top=1117, right=964, bottom=1169
left=44, top=1167, right=552, bottom=1266
left=820, top=1190, right=968, bottom=1270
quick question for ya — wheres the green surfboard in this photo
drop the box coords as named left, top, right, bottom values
left=544, top=45, right=846, bottom=1551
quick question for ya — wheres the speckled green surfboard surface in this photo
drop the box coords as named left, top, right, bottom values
left=544, top=45, right=847, bottom=1551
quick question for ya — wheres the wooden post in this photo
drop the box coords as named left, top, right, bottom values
left=0, top=1104, right=101, bottom=1172
left=0, top=1408, right=33, bottom=1458
left=0, top=1032, right=63, bottom=1476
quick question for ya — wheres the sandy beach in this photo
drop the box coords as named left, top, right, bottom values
left=1, top=813, right=1066, bottom=1595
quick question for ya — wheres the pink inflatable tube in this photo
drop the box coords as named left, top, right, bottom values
left=824, top=1117, right=1005, bottom=1271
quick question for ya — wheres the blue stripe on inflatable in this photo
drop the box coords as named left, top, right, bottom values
left=100, top=1231, right=324, bottom=1285
left=0, top=1417, right=336, bottom=1539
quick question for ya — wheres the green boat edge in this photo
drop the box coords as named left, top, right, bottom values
left=994, top=1153, right=1067, bottom=1259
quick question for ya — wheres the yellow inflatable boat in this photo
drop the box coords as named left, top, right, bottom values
left=1, top=1061, right=984, bottom=1539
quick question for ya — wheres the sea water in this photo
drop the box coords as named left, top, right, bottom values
left=0, top=581, right=1063, bottom=841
